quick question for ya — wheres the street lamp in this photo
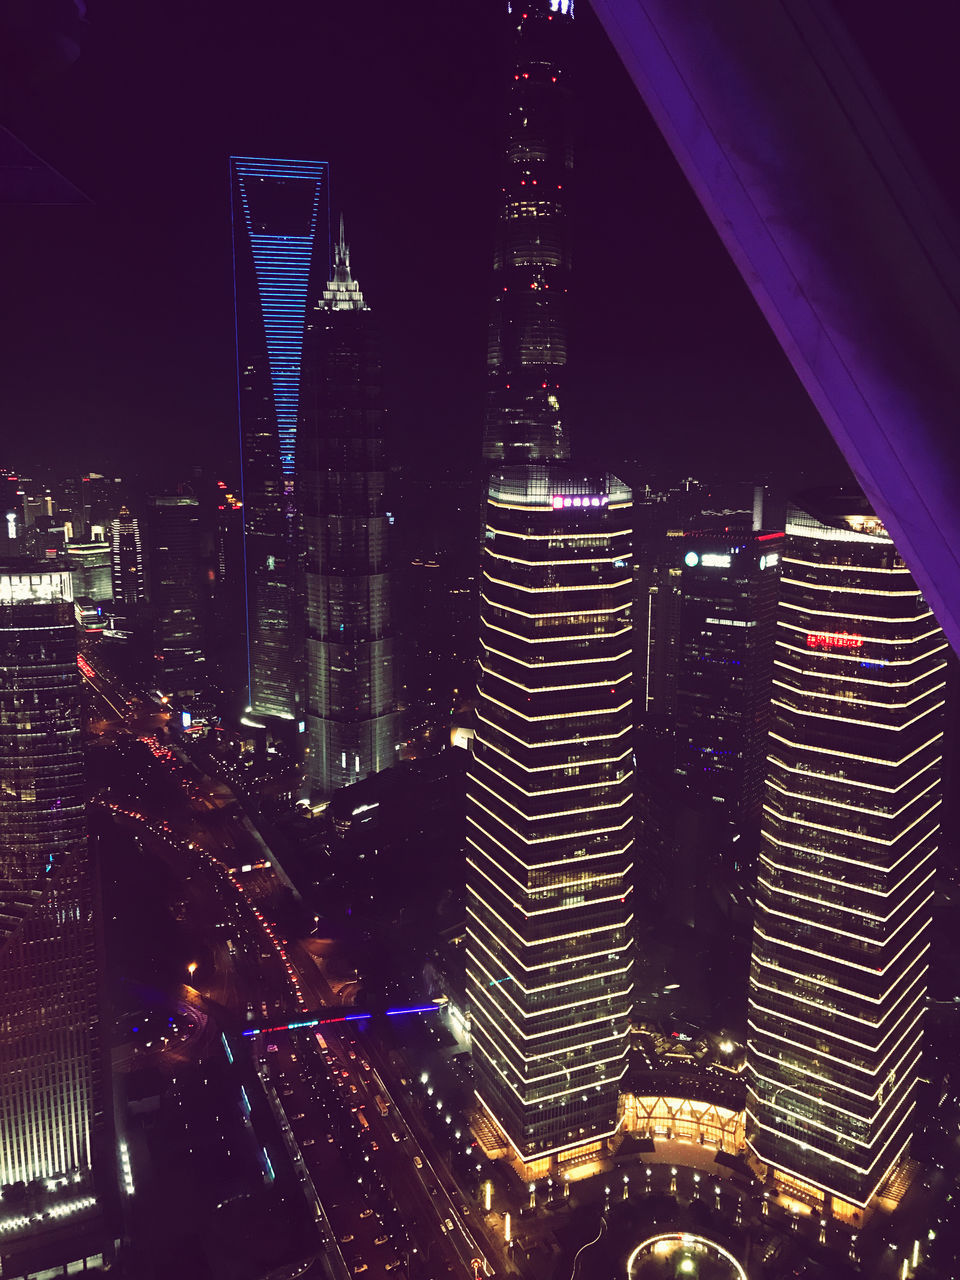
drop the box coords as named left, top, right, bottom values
left=622, top=1174, right=629, bottom=1202
left=187, top=962, right=198, bottom=983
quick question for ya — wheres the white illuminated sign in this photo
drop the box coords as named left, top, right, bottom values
left=552, top=494, right=606, bottom=510
left=760, top=552, right=779, bottom=569
left=5, top=513, right=15, bottom=539
left=686, top=550, right=731, bottom=568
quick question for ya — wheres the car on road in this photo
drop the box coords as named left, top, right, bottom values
left=359, top=1208, right=374, bottom=1220
left=384, top=1262, right=401, bottom=1273
left=339, top=1235, right=354, bottom=1244
left=351, top=1260, right=367, bottom=1275
left=443, top=1219, right=454, bottom=1232
left=413, top=1157, right=422, bottom=1169
left=374, top=1235, right=388, bottom=1247
left=293, top=1113, right=305, bottom=1121
left=302, top=1138, right=315, bottom=1146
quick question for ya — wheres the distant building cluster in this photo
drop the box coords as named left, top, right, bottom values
left=0, top=1, right=953, bottom=1274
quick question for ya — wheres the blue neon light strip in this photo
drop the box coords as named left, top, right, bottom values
left=241, top=1005, right=441, bottom=1037
left=232, top=156, right=329, bottom=478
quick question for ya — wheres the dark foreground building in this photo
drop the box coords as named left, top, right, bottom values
left=746, top=491, right=946, bottom=1209
left=466, top=467, right=635, bottom=1168
left=298, top=223, right=399, bottom=797
left=0, top=561, right=114, bottom=1276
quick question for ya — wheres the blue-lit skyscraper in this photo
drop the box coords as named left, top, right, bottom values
left=231, top=156, right=330, bottom=722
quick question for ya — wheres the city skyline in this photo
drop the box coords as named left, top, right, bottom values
left=2, top=3, right=959, bottom=1277
left=9, top=4, right=955, bottom=481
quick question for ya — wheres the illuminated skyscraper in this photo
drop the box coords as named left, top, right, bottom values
left=746, top=491, right=946, bottom=1208
left=481, top=0, right=574, bottom=464
left=110, top=506, right=146, bottom=610
left=466, top=467, right=634, bottom=1166
left=0, top=561, right=111, bottom=1274
left=298, top=221, right=399, bottom=797
left=68, top=540, right=113, bottom=605
left=231, top=155, right=330, bottom=722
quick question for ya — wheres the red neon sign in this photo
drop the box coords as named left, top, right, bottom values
left=806, top=631, right=863, bottom=651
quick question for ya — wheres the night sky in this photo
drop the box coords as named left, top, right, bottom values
left=1, top=0, right=956, bottom=487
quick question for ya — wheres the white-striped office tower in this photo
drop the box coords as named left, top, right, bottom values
left=466, top=465, right=635, bottom=1167
left=746, top=490, right=946, bottom=1208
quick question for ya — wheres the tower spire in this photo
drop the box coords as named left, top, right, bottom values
left=336, top=212, right=349, bottom=273
left=322, top=213, right=365, bottom=310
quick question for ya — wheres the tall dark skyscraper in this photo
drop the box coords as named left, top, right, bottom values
left=231, top=155, right=330, bottom=723
left=674, top=528, right=781, bottom=855
left=466, top=468, right=634, bottom=1168
left=481, top=0, right=574, bottom=464
left=746, top=491, right=946, bottom=1210
left=298, top=222, right=399, bottom=797
left=0, top=561, right=112, bottom=1275
left=147, top=492, right=205, bottom=700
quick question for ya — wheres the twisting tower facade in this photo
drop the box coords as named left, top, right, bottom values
left=746, top=491, right=946, bottom=1207
left=466, top=468, right=635, bottom=1166
left=482, top=0, right=575, bottom=463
